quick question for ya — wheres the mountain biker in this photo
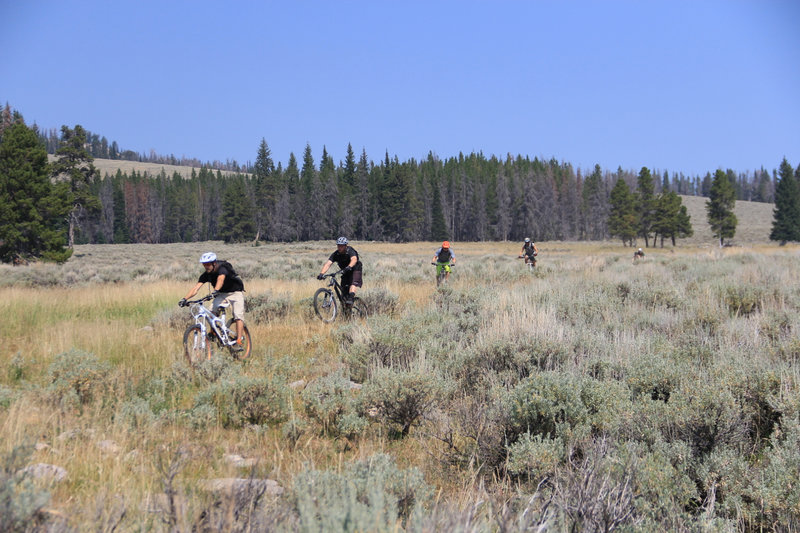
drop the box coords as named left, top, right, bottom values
left=520, top=237, right=539, bottom=267
left=633, top=248, right=645, bottom=262
left=179, top=252, right=246, bottom=350
left=431, top=241, right=456, bottom=282
left=318, top=237, right=362, bottom=305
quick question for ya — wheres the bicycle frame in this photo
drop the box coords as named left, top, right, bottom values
left=187, top=295, right=237, bottom=347
left=321, top=270, right=352, bottom=306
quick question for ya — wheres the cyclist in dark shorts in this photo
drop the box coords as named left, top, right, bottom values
left=520, top=237, right=539, bottom=266
left=317, top=237, right=362, bottom=305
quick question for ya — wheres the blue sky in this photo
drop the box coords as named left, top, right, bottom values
left=2, top=0, right=799, bottom=177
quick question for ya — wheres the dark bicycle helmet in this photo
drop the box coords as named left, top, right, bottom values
left=336, top=237, right=348, bottom=245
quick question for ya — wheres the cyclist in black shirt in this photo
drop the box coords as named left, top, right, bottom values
left=317, top=237, right=362, bottom=305
left=179, top=252, right=247, bottom=350
left=520, top=237, right=539, bottom=267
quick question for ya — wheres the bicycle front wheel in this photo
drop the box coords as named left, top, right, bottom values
left=183, top=324, right=211, bottom=366
left=313, top=288, right=337, bottom=323
left=226, top=319, right=252, bottom=359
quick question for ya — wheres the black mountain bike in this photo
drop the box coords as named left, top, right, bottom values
left=313, top=269, right=368, bottom=323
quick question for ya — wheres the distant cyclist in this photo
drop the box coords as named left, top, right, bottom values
left=519, top=237, right=539, bottom=267
left=318, top=237, right=362, bottom=305
left=179, top=252, right=246, bottom=350
left=431, top=241, right=456, bottom=283
left=633, top=248, right=645, bottom=262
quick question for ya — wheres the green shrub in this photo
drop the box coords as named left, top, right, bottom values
left=506, top=432, right=564, bottom=481
left=0, top=445, right=51, bottom=532
left=7, top=353, right=26, bottom=382
left=360, top=366, right=445, bottom=437
left=0, top=385, right=15, bottom=409
left=723, top=284, right=763, bottom=316
left=505, top=372, right=591, bottom=443
left=45, top=349, right=112, bottom=409
left=246, top=291, right=292, bottom=323
left=291, top=453, right=430, bottom=530
left=193, top=375, right=290, bottom=428
left=301, top=369, right=365, bottom=438
left=746, top=418, right=800, bottom=529
left=116, top=396, right=156, bottom=430
left=669, top=379, right=750, bottom=457
left=626, top=353, right=684, bottom=403
left=358, top=288, right=400, bottom=316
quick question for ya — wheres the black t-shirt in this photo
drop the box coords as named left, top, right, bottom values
left=198, top=261, right=245, bottom=292
left=523, top=242, right=536, bottom=255
left=328, top=246, right=362, bottom=271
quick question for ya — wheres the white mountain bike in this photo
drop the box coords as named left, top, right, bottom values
left=180, top=294, right=252, bottom=365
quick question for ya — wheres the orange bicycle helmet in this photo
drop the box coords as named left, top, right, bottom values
left=442, top=241, right=450, bottom=248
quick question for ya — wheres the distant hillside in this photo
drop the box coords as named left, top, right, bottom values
left=47, top=155, right=243, bottom=179
left=679, top=195, right=774, bottom=245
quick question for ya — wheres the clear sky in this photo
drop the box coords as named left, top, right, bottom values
left=2, top=0, right=799, bottom=177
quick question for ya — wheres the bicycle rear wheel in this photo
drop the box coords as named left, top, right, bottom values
left=183, top=324, right=211, bottom=366
left=350, top=297, right=368, bottom=319
left=226, top=319, right=252, bottom=359
left=313, top=288, right=337, bottom=323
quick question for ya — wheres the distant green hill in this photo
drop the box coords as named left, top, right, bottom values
left=679, top=195, right=774, bottom=245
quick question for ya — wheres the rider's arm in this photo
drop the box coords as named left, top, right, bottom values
left=184, top=281, right=205, bottom=300
left=348, top=256, right=358, bottom=269
left=450, top=250, right=455, bottom=264
left=320, top=259, right=333, bottom=275
left=533, top=243, right=539, bottom=253
left=214, top=274, right=225, bottom=292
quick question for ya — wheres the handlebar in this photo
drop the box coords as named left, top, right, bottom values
left=317, top=269, right=344, bottom=279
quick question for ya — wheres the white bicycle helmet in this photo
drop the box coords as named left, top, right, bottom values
left=336, top=236, right=348, bottom=245
left=199, top=252, right=217, bottom=264
left=524, top=237, right=530, bottom=243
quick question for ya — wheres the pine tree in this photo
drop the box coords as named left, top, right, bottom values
left=769, top=158, right=800, bottom=244
left=636, top=167, right=656, bottom=247
left=253, top=139, right=275, bottom=240
left=50, top=125, right=101, bottom=247
left=608, top=178, right=637, bottom=246
left=0, top=122, right=71, bottom=263
left=219, top=178, right=256, bottom=243
left=706, top=169, right=737, bottom=246
left=652, top=191, right=693, bottom=246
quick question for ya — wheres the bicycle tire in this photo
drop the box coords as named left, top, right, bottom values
left=226, top=319, right=252, bottom=359
left=183, top=324, right=211, bottom=366
left=350, top=297, right=368, bottom=319
left=313, top=288, right=337, bottom=323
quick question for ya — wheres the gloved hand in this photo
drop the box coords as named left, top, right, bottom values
left=342, top=266, right=353, bottom=274
left=431, top=262, right=436, bottom=265
left=178, top=298, right=187, bottom=307
left=212, top=290, right=220, bottom=297
left=317, top=273, right=325, bottom=280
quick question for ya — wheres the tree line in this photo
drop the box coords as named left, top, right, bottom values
left=2, top=106, right=800, bottom=263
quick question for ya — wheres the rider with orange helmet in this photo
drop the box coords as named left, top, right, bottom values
left=431, top=241, right=456, bottom=282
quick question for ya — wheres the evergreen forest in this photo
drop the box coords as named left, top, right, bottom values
left=2, top=103, right=799, bottom=255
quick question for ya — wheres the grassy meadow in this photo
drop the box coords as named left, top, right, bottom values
left=2, top=237, right=800, bottom=531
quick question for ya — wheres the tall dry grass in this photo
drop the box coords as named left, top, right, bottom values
left=2, top=240, right=800, bottom=530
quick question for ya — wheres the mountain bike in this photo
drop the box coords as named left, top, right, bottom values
left=180, top=294, right=252, bottom=365
left=313, top=269, right=368, bottom=323
left=518, top=253, right=537, bottom=271
left=432, top=261, right=453, bottom=286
